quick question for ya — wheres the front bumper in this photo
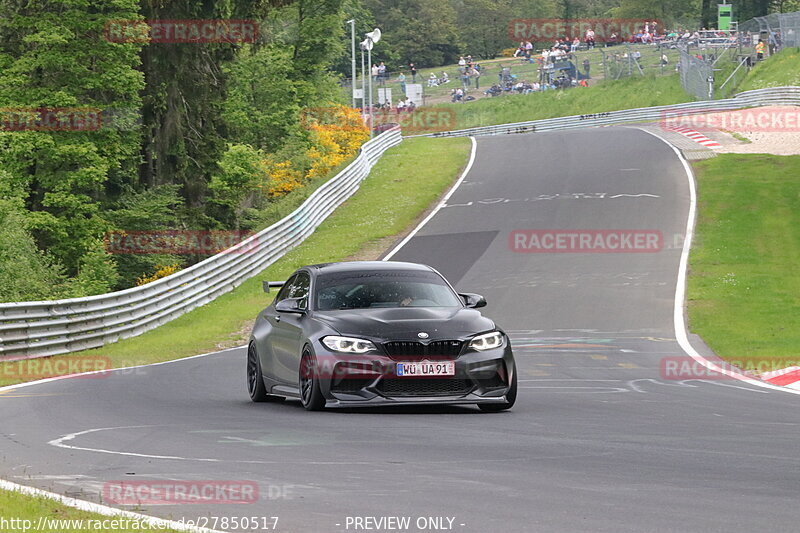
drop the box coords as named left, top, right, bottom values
left=309, top=339, right=515, bottom=407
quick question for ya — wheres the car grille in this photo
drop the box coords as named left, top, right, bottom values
left=383, top=340, right=463, bottom=359
left=377, top=378, right=473, bottom=397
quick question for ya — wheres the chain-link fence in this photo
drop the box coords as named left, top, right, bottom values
left=600, top=42, right=678, bottom=80
left=739, top=11, right=800, bottom=50
left=679, top=49, right=715, bottom=100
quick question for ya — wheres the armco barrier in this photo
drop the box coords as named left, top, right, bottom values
left=408, top=87, right=800, bottom=138
left=0, top=129, right=402, bottom=360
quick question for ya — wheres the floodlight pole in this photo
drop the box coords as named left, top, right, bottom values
left=347, top=19, right=356, bottom=109
left=367, top=44, right=373, bottom=138
left=360, top=43, right=366, bottom=119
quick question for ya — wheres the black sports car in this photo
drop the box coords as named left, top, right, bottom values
left=247, top=261, right=517, bottom=411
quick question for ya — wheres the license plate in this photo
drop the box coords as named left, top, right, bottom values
left=396, top=361, right=455, bottom=377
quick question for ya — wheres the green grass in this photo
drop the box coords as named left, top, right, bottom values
left=441, top=72, right=689, bottom=129
left=738, top=47, right=800, bottom=92
left=688, top=154, right=800, bottom=373
left=0, top=137, right=471, bottom=387
left=0, top=490, right=184, bottom=532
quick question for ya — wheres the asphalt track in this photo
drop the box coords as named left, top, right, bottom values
left=2, top=128, right=799, bottom=533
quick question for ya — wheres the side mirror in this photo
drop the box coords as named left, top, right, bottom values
left=459, top=293, right=487, bottom=309
left=275, top=297, right=307, bottom=314
left=263, top=281, right=285, bottom=293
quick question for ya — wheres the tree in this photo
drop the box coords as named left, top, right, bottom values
left=0, top=0, right=144, bottom=279
left=453, top=0, right=515, bottom=59
left=365, top=0, right=463, bottom=67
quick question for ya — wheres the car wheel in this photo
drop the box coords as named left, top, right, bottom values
left=247, top=343, right=285, bottom=403
left=299, top=348, right=325, bottom=411
left=478, top=363, right=517, bottom=412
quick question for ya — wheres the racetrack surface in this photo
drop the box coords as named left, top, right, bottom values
left=2, top=128, right=799, bottom=533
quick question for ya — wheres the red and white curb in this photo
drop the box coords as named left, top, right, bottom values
left=664, top=126, right=722, bottom=148
left=761, top=366, right=800, bottom=390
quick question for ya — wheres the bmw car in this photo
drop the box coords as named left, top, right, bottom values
left=247, top=261, right=516, bottom=411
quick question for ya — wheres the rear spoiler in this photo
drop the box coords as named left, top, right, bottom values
left=262, top=281, right=286, bottom=293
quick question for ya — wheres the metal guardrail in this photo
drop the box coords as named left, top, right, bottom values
left=408, top=87, right=800, bottom=138
left=0, top=129, right=403, bottom=360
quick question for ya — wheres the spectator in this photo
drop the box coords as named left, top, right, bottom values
left=371, top=63, right=379, bottom=83
left=660, top=53, right=669, bottom=66
left=571, top=37, right=580, bottom=53
left=461, top=69, right=470, bottom=89
left=583, top=58, right=590, bottom=77
left=428, top=72, right=438, bottom=87
left=458, top=56, right=466, bottom=72
left=396, top=98, right=407, bottom=112
left=440, top=71, right=450, bottom=84
left=451, top=87, right=464, bottom=102
left=585, top=28, right=595, bottom=49
left=397, top=72, right=406, bottom=94
left=378, top=62, right=386, bottom=86
left=470, top=66, right=481, bottom=90
left=409, top=63, right=417, bottom=82
left=525, top=40, right=533, bottom=55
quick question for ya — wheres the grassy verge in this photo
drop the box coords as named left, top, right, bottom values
left=441, top=73, right=690, bottom=129
left=0, top=490, right=184, bottom=532
left=738, top=47, right=800, bottom=92
left=689, top=154, right=800, bottom=373
left=0, top=137, right=471, bottom=387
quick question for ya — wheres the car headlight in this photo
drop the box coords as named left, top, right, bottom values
left=321, top=336, right=377, bottom=354
left=468, top=331, right=505, bottom=351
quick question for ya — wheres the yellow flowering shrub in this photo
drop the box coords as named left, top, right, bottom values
left=136, top=263, right=180, bottom=286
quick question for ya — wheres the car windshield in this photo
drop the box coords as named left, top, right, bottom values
left=314, top=270, right=462, bottom=310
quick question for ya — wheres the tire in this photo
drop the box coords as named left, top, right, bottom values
left=247, top=343, right=285, bottom=403
left=478, top=362, right=517, bottom=412
left=299, top=348, right=326, bottom=411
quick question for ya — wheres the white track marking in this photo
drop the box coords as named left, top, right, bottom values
left=0, top=479, right=226, bottom=533
left=382, top=136, right=477, bottom=260
left=637, top=127, right=800, bottom=396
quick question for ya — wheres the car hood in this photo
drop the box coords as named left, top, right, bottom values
left=313, top=307, right=495, bottom=340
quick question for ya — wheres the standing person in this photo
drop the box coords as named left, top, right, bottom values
left=378, top=62, right=386, bottom=86
left=409, top=63, right=417, bottom=83
left=461, top=69, right=470, bottom=89
left=397, top=72, right=406, bottom=95
left=371, top=63, right=379, bottom=84
left=458, top=56, right=466, bottom=72
left=755, top=39, right=766, bottom=60
left=471, top=65, right=481, bottom=90
left=583, top=57, right=590, bottom=77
